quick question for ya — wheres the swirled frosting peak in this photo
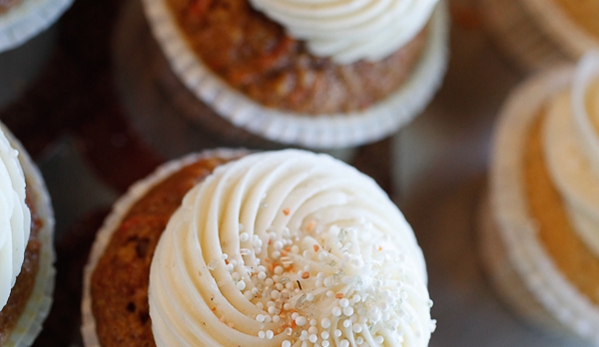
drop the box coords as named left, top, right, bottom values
left=0, top=126, right=31, bottom=311
left=149, top=150, right=434, bottom=347
left=247, top=0, right=439, bottom=64
left=543, top=52, right=599, bottom=258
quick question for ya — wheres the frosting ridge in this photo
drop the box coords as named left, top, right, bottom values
left=149, top=150, right=434, bottom=347
left=543, top=52, right=599, bottom=258
left=248, top=0, right=439, bottom=64
left=0, top=126, right=31, bottom=311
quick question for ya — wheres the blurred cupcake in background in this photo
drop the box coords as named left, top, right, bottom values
left=480, top=0, right=599, bottom=71
left=0, top=0, right=72, bottom=53
left=140, top=0, right=449, bottom=149
left=481, top=52, right=599, bottom=343
left=0, top=122, right=55, bottom=346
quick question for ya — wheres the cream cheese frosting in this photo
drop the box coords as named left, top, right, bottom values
left=0, top=126, right=30, bottom=311
left=149, top=149, right=434, bottom=347
left=247, top=0, right=439, bottom=64
left=543, top=52, right=599, bottom=258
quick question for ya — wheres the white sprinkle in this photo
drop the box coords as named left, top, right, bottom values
left=271, top=290, right=281, bottom=300
left=321, top=318, right=331, bottom=329
left=332, top=306, right=342, bottom=317
left=340, top=339, right=350, bottom=347
left=334, top=330, right=342, bottom=337
left=321, top=331, right=329, bottom=339
left=318, top=251, right=328, bottom=261
left=326, top=290, right=334, bottom=298
left=343, top=306, right=354, bottom=316
left=282, top=341, right=291, bottom=347
left=273, top=315, right=281, bottom=323
left=375, top=336, right=384, bottom=344
left=343, top=319, right=351, bottom=328
left=296, top=316, right=307, bottom=326
left=309, top=334, right=317, bottom=343
left=356, top=336, right=364, bottom=344
left=237, top=281, right=246, bottom=291
left=339, top=298, right=349, bottom=308
left=310, top=319, right=317, bottom=326
left=274, top=266, right=283, bottom=275
left=292, top=312, right=300, bottom=320
left=221, top=253, right=228, bottom=260
left=322, top=341, right=330, bottom=347
left=352, top=323, right=362, bottom=333
left=256, top=314, right=265, bottom=323
left=306, top=293, right=314, bottom=301
left=266, top=330, right=274, bottom=339
left=258, top=331, right=265, bottom=338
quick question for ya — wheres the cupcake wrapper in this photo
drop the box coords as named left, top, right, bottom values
left=478, top=194, right=567, bottom=332
left=141, top=0, right=449, bottom=149
left=490, top=64, right=599, bottom=343
left=81, top=149, right=249, bottom=347
left=0, top=123, right=55, bottom=347
left=0, top=0, right=72, bottom=53
left=480, top=0, right=568, bottom=71
left=521, top=0, right=599, bottom=60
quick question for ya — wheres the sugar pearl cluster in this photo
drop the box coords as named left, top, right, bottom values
left=218, top=216, right=435, bottom=347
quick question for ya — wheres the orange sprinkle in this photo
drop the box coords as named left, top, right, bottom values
left=302, top=272, right=310, bottom=279
left=291, top=321, right=297, bottom=329
left=284, top=246, right=292, bottom=251
left=268, top=239, right=273, bottom=245
left=280, top=250, right=288, bottom=256
left=378, top=246, right=383, bottom=251
left=228, top=322, right=235, bottom=328
left=225, top=259, right=230, bottom=265
left=211, top=307, right=217, bottom=311
left=335, top=293, right=344, bottom=299
left=283, top=208, right=290, bottom=216
left=307, top=221, right=316, bottom=232
left=313, top=245, right=320, bottom=252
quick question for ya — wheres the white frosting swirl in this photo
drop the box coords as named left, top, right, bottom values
left=248, top=0, right=439, bottom=64
left=0, top=126, right=31, bottom=311
left=543, top=52, right=599, bottom=258
left=149, top=150, right=434, bottom=347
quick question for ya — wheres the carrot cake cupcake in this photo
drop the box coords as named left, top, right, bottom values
left=0, top=122, right=55, bottom=346
left=481, top=0, right=599, bottom=70
left=0, top=0, right=72, bottom=53
left=82, top=149, right=436, bottom=346
left=481, top=52, right=599, bottom=343
left=141, top=0, right=449, bottom=148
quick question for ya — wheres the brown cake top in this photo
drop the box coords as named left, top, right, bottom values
left=90, top=155, right=238, bottom=347
left=166, top=0, right=429, bottom=114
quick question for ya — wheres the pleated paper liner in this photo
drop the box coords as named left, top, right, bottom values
left=0, top=122, right=55, bottom=347
left=521, top=0, right=599, bottom=60
left=479, top=0, right=568, bottom=71
left=140, top=0, right=449, bottom=149
left=80, top=149, right=247, bottom=347
left=488, top=64, right=599, bottom=343
left=0, top=0, right=72, bottom=53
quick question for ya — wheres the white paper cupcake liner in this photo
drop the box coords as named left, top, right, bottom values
left=0, top=0, right=72, bottom=53
left=141, top=0, right=449, bottom=149
left=81, top=148, right=248, bottom=347
left=478, top=193, right=568, bottom=333
left=0, top=122, right=55, bottom=347
left=521, top=0, right=599, bottom=59
left=489, top=64, right=599, bottom=343
left=480, top=0, right=568, bottom=71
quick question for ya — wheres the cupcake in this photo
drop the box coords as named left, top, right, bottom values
left=82, top=149, right=435, bottom=346
left=0, top=122, right=55, bottom=346
left=482, top=52, right=599, bottom=342
left=0, top=0, right=72, bottom=53
left=141, top=0, right=449, bottom=149
left=480, top=0, right=599, bottom=70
